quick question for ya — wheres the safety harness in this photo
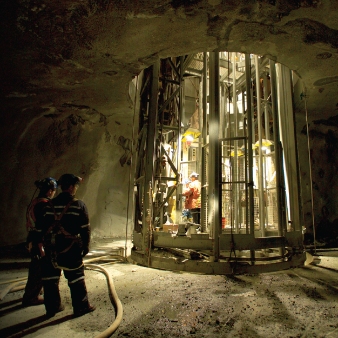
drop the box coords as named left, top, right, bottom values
left=43, top=199, right=81, bottom=268
left=26, top=197, right=49, bottom=231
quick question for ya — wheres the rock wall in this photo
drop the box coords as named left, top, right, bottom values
left=306, top=117, right=338, bottom=244
left=0, top=94, right=137, bottom=245
left=1, top=0, right=338, bottom=245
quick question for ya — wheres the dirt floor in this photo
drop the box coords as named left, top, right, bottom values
left=0, top=240, right=338, bottom=338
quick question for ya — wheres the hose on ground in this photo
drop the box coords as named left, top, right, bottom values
left=0, top=277, right=28, bottom=286
left=85, top=263, right=123, bottom=338
left=0, top=257, right=123, bottom=336
left=0, top=280, right=26, bottom=301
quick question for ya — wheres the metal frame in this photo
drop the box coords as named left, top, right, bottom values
left=131, top=52, right=305, bottom=275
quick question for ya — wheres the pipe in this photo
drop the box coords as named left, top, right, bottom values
left=85, top=263, right=123, bottom=338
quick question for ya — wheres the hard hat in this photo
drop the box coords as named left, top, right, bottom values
left=35, top=177, right=58, bottom=191
left=58, top=174, right=83, bottom=187
left=189, top=172, right=199, bottom=178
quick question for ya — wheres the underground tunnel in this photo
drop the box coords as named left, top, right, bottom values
left=0, top=1, right=338, bottom=337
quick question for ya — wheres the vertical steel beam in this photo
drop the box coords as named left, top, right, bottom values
left=142, top=61, right=159, bottom=252
left=269, top=60, right=283, bottom=236
left=209, top=52, right=221, bottom=261
left=276, top=65, right=301, bottom=232
left=245, top=55, right=255, bottom=233
left=291, top=79, right=303, bottom=234
left=263, top=72, right=270, bottom=141
left=241, top=88, right=249, bottom=233
left=262, top=71, right=270, bottom=229
left=232, top=53, right=239, bottom=233
left=176, top=56, right=184, bottom=220
left=201, top=52, right=208, bottom=232
left=245, top=54, right=255, bottom=264
left=254, top=55, right=266, bottom=236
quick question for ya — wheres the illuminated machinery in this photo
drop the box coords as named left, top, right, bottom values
left=131, top=52, right=306, bottom=274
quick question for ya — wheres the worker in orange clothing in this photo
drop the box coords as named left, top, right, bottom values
left=182, top=172, right=201, bottom=224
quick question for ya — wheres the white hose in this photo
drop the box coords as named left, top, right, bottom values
left=0, top=281, right=26, bottom=300
left=0, top=259, right=123, bottom=336
left=0, top=277, right=27, bottom=285
left=9, top=285, right=26, bottom=293
left=84, top=255, right=113, bottom=263
left=85, top=263, right=123, bottom=338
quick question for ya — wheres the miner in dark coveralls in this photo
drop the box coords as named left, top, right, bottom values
left=38, top=173, right=95, bottom=318
left=23, top=177, right=58, bottom=307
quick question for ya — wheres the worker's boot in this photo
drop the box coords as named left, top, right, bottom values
left=22, top=257, right=43, bottom=306
left=22, top=294, right=44, bottom=307
left=43, top=279, right=63, bottom=317
left=69, top=278, right=95, bottom=317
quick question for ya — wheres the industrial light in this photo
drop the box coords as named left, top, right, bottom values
left=185, top=135, right=194, bottom=142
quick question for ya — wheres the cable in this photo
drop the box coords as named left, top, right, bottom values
left=147, top=181, right=153, bottom=267
left=304, top=91, right=316, bottom=254
left=125, top=75, right=139, bottom=260
left=25, top=187, right=38, bottom=229
left=85, top=263, right=123, bottom=338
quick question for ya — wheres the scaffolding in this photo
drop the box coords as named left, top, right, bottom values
left=131, top=52, right=305, bottom=274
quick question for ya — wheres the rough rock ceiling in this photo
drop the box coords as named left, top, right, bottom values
left=0, top=0, right=338, bottom=245
left=1, top=1, right=338, bottom=117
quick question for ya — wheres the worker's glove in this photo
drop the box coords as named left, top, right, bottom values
left=82, top=247, right=89, bottom=257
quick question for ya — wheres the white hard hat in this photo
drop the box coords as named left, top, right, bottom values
left=189, top=172, right=199, bottom=178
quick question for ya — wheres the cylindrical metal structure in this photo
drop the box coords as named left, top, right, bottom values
left=131, top=52, right=306, bottom=275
